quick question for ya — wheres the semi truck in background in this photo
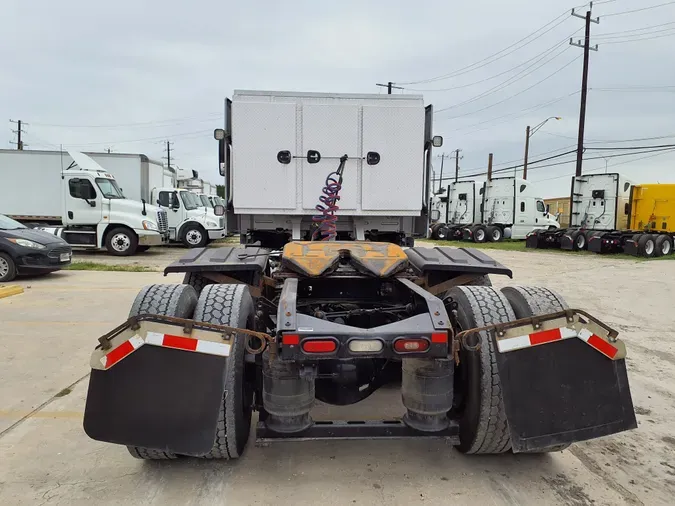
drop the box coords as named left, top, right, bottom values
left=527, top=174, right=675, bottom=257
left=94, top=157, right=227, bottom=248
left=430, top=177, right=559, bottom=242
left=0, top=149, right=167, bottom=256
left=214, top=90, right=443, bottom=248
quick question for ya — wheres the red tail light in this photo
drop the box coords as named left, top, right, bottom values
left=302, top=339, right=337, bottom=354
left=393, top=338, right=430, bottom=353
left=283, top=334, right=300, bottom=346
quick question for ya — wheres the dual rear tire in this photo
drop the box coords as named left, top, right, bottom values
left=126, top=282, right=253, bottom=460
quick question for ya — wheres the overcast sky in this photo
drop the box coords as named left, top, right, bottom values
left=2, top=0, right=674, bottom=198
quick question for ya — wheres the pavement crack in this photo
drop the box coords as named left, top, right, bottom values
left=569, top=446, right=644, bottom=505
left=0, top=372, right=90, bottom=440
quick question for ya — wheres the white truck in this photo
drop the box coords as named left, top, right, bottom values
left=0, top=149, right=168, bottom=256
left=429, top=180, right=478, bottom=240
left=92, top=157, right=227, bottom=248
left=464, top=177, right=560, bottom=242
left=214, top=90, right=442, bottom=248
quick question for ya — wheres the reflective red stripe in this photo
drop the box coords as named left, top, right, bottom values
left=283, top=334, right=300, bottom=346
left=104, top=340, right=135, bottom=368
left=431, top=332, right=448, bottom=343
left=162, top=334, right=198, bottom=351
left=529, top=328, right=562, bottom=345
left=588, top=334, right=618, bottom=359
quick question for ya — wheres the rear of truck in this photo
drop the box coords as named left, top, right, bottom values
left=82, top=241, right=637, bottom=460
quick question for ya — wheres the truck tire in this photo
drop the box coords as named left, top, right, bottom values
left=126, top=283, right=198, bottom=460
left=486, top=225, right=503, bottom=242
left=570, top=230, right=587, bottom=251
left=500, top=285, right=571, bottom=453
left=637, top=234, right=656, bottom=258
left=654, top=235, right=672, bottom=257
left=436, top=226, right=450, bottom=241
left=105, top=227, right=138, bottom=256
left=472, top=225, right=487, bottom=243
left=193, top=284, right=254, bottom=459
left=183, top=272, right=212, bottom=296
left=0, top=252, right=17, bottom=283
left=449, top=285, right=515, bottom=454
left=182, top=224, right=208, bottom=248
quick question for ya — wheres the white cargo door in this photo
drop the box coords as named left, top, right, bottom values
left=572, top=174, right=618, bottom=229
left=361, top=106, right=425, bottom=212
left=301, top=104, right=359, bottom=211
left=232, top=102, right=297, bottom=210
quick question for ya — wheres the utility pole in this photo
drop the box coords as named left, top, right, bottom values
left=164, top=141, right=173, bottom=168
left=523, top=125, right=531, bottom=180
left=9, top=119, right=26, bottom=150
left=487, top=153, right=493, bottom=181
left=570, top=3, right=599, bottom=177
left=454, top=149, right=462, bottom=183
left=375, top=82, right=404, bottom=94
left=437, top=153, right=446, bottom=193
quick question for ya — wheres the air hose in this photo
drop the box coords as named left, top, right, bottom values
left=312, top=155, right=348, bottom=241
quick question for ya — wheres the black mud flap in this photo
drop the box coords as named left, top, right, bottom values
left=587, top=234, right=604, bottom=253
left=84, top=345, right=226, bottom=456
left=525, top=233, right=540, bottom=249
left=560, top=233, right=575, bottom=250
left=494, top=337, right=637, bottom=452
left=623, top=239, right=639, bottom=256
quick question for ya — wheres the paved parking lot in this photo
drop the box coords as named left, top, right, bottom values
left=1, top=250, right=675, bottom=505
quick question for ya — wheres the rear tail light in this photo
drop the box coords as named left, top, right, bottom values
left=301, top=339, right=337, bottom=354
left=348, top=339, right=384, bottom=353
left=283, top=334, right=300, bottom=346
left=431, top=332, right=447, bottom=343
left=393, top=338, right=430, bottom=353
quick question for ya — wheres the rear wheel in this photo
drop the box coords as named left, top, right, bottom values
left=654, top=235, right=672, bottom=257
left=486, top=225, right=503, bottom=242
left=500, top=285, right=571, bottom=453
left=472, top=225, right=487, bottom=243
left=637, top=234, right=656, bottom=258
left=193, top=284, right=254, bottom=459
left=126, top=283, right=198, bottom=460
left=436, top=226, right=450, bottom=241
left=449, top=285, right=515, bottom=454
left=571, top=230, right=587, bottom=251
left=183, top=272, right=212, bottom=296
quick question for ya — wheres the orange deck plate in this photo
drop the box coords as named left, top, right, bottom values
left=282, top=241, right=408, bottom=277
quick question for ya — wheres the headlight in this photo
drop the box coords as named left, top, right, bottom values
left=8, top=238, right=46, bottom=249
left=206, top=221, right=218, bottom=228
left=142, top=220, right=159, bottom=231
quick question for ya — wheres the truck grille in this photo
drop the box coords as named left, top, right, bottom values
left=157, top=210, right=168, bottom=233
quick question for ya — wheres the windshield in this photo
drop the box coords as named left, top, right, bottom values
left=180, top=191, right=200, bottom=211
left=0, top=214, right=26, bottom=230
left=199, top=195, right=212, bottom=208
left=96, top=178, right=125, bottom=199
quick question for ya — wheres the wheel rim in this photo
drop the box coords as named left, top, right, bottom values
left=492, top=229, right=501, bottom=241
left=186, top=229, right=203, bottom=245
left=111, top=233, right=131, bottom=252
left=476, top=229, right=485, bottom=241
left=662, top=240, right=672, bottom=255
left=576, top=235, right=585, bottom=249
left=645, top=240, right=655, bottom=256
left=438, top=229, right=447, bottom=239
left=0, top=257, right=9, bottom=278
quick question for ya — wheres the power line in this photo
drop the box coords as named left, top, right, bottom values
left=602, top=1, right=675, bottom=18
left=396, top=10, right=573, bottom=85
left=601, top=29, right=675, bottom=44
left=594, top=21, right=675, bottom=38
left=436, top=55, right=582, bottom=117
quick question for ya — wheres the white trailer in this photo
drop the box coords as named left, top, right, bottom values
left=0, top=149, right=168, bottom=255
left=214, top=90, right=441, bottom=247
left=430, top=181, right=478, bottom=240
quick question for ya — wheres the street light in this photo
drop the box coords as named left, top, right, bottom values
left=523, top=116, right=562, bottom=179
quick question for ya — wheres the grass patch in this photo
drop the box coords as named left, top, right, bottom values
left=65, top=262, right=158, bottom=272
left=420, top=239, right=675, bottom=261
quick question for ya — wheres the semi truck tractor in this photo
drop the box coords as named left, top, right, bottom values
left=527, top=174, right=675, bottom=257
left=430, top=180, right=479, bottom=240
left=0, top=149, right=168, bottom=256
left=213, top=90, right=443, bottom=248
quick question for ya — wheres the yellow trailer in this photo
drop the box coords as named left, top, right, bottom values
left=629, top=184, right=675, bottom=233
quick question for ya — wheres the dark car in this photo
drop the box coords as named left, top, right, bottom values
left=0, top=214, right=72, bottom=282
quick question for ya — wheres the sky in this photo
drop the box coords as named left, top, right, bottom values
left=1, top=0, right=674, bottom=198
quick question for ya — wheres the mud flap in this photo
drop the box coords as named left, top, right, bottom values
left=84, top=345, right=227, bottom=456
left=525, top=233, right=540, bottom=249
left=494, top=337, right=637, bottom=453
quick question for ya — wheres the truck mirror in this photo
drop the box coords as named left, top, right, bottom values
left=213, top=204, right=225, bottom=216
left=432, top=136, right=443, bottom=148
left=277, top=150, right=292, bottom=164
left=214, top=128, right=225, bottom=141
left=307, top=150, right=321, bottom=164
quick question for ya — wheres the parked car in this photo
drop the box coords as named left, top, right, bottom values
left=0, top=214, right=72, bottom=282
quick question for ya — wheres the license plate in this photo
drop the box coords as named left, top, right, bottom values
left=60, top=253, right=71, bottom=262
